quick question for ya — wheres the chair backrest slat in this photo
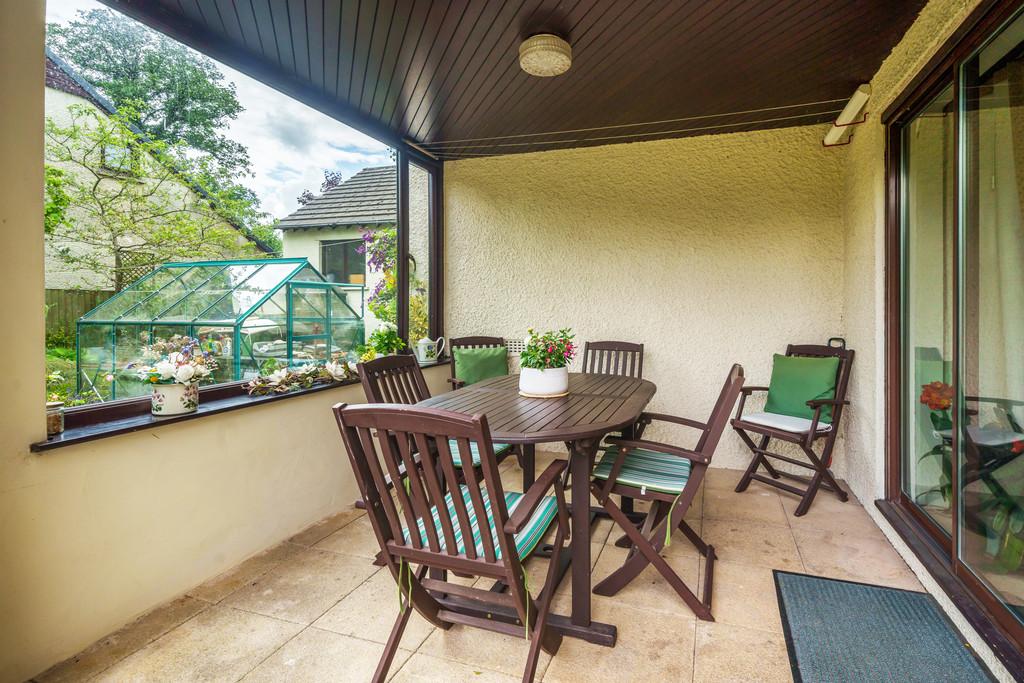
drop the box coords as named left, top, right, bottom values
left=358, top=354, right=431, bottom=405
left=582, top=340, right=644, bottom=379
left=455, top=435, right=498, bottom=562
left=394, top=432, right=441, bottom=552
left=434, top=436, right=478, bottom=559
left=376, top=432, right=425, bottom=549
left=354, top=426, right=404, bottom=542
left=695, top=364, right=745, bottom=459
left=412, top=432, right=460, bottom=554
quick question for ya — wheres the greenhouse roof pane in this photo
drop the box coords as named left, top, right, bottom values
left=78, top=259, right=310, bottom=324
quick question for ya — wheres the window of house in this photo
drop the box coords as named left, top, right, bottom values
left=320, top=239, right=365, bottom=285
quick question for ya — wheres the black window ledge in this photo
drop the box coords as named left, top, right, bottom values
left=32, top=359, right=450, bottom=453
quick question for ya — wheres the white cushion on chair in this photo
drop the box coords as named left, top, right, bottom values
left=741, top=412, right=833, bottom=434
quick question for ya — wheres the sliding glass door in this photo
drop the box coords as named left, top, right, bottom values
left=894, top=2, right=1024, bottom=648
left=901, top=84, right=956, bottom=537
left=960, top=9, right=1024, bottom=625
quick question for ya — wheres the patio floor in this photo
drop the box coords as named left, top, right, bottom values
left=34, top=457, right=922, bottom=682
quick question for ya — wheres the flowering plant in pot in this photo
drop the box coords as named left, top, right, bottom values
left=134, top=337, right=216, bottom=415
left=519, top=328, right=575, bottom=397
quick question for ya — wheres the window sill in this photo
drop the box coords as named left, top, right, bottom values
left=31, top=358, right=450, bottom=453
left=31, top=379, right=357, bottom=453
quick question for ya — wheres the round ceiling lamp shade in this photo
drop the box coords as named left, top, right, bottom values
left=519, top=34, right=572, bottom=77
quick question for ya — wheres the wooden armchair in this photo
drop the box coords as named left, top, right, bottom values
left=731, top=339, right=854, bottom=516
left=333, top=403, right=571, bottom=682
left=589, top=364, right=744, bottom=620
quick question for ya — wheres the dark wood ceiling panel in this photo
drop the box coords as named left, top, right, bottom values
left=104, top=0, right=929, bottom=159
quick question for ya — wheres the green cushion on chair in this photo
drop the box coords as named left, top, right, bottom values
left=454, top=346, right=509, bottom=386
left=764, top=354, right=840, bottom=423
left=592, top=446, right=692, bottom=494
left=447, top=439, right=512, bottom=468
left=402, top=484, right=557, bottom=559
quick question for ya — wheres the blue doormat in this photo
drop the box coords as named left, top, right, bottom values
left=774, top=571, right=993, bottom=682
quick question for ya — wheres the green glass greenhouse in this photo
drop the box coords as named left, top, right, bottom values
left=76, top=258, right=365, bottom=400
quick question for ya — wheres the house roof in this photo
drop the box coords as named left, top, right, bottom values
left=44, top=47, right=274, bottom=254
left=278, top=166, right=396, bottom=231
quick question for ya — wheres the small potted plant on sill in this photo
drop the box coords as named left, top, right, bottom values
left=135, top=336, right=216, bottom=416
left=519, top=328, right=575, bottom=398
left=357, top=322, right=406, bottom=362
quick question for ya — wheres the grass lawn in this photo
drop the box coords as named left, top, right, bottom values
left=46, top=346, right=80, bottom=404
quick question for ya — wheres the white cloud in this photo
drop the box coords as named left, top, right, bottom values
left=47, top=0, right=394, bottom=221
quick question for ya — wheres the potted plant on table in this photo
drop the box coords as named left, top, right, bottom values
left=135, top=336, right=216, bottom=415
left=519, top=328, right=576, bottom=398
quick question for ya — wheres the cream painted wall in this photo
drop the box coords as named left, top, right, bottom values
left=444, top=125, right=847, bottom=473
left=2, top=13, right=448, bottom=678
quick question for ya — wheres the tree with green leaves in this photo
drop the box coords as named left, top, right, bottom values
left=45, top=103, right=265, bottom=291
left=47, top=8, right=248, bottom=178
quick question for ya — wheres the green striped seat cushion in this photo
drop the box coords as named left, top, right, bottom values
left=402, top=484, right=556, bottom=560
left=448, top=439, right=512, bottom=468
left=592, top=446, right=692, bottom=494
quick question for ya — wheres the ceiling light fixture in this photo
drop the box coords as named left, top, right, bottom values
left=519, top=34, right=572, bottom=77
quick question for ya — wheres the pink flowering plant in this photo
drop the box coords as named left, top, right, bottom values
left=519, top=328, right=576, bottom=370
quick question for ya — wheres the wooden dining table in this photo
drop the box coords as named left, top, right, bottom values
left=417, top=371, right=656, bottom=646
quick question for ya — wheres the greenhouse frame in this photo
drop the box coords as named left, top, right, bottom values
left=76, top=258, right=365, bottom=400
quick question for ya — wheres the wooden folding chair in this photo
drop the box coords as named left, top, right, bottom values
left=582, top=341, right=646, bottom=519
left=333, top=402, right=571, bottom=683
left=447, top=335, right=508, bottom=390
left=731, top=339, right=854, bottom=517
left=581, top=340, right=644, bottom=379
left=589, top=364, right=744, bottom=620
left=445, top=336, right=535, bottom=487
left=358, top=354, right=520, bottom=475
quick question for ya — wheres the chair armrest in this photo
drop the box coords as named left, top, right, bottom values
left=639, top=412, right=707, bottom=431
left=735, top=387, right=768, bottom=420
left=604, top=437, right=709, bottom=465
left=446, top=377, right=466, bottom=389
left=740, top=386, right=769, bottom=395
left=504, top=459, right=569, bottom=534
left=806, top=398, right=850, bottom=407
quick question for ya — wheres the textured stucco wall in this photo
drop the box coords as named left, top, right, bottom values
left=444, top=125, right=847, bottom=472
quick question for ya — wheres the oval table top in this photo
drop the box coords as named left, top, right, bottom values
left=417, top=372, right=657, bottom=444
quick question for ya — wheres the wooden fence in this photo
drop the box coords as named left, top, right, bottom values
left=45, top=289, right=114, bottom=339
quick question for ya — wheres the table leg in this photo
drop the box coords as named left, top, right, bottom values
left=570, top=437, right=599, bottom=627
left=521, top=443, right=535, bottom=490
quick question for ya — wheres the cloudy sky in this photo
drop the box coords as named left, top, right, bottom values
left=47, top=0, right=393, bottom=219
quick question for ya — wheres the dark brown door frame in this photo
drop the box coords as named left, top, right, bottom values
left=881, top=0, right=1024, bottom=673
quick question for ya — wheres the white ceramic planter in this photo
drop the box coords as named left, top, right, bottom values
left=519, top=366, right=569, bottom=397
left=151, top=382, right=200, bottom=416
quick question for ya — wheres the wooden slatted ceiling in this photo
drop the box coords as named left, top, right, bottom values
left=103, top=0, right=927, bottom=159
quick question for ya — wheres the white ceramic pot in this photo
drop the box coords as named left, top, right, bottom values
left=151, top=382, right=200, bottom=416
left=519, top=366, right=569, bottom=397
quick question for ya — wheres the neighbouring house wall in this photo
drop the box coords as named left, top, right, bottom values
left=283, top=226, right=385, bottom=332
left=444, top=124, right=847, bottom=473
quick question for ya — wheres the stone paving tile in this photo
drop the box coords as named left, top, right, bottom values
left=35, top=596, right=209, bottom=683
left=240, top=626, right=413, bottom=682
left=91, top=605, right=302, bottom=683
left=188, top=542, right=302, bottom=604
left=222, top=548, right=377, bottom=624
left=287, top=507, right=366, bottom=547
